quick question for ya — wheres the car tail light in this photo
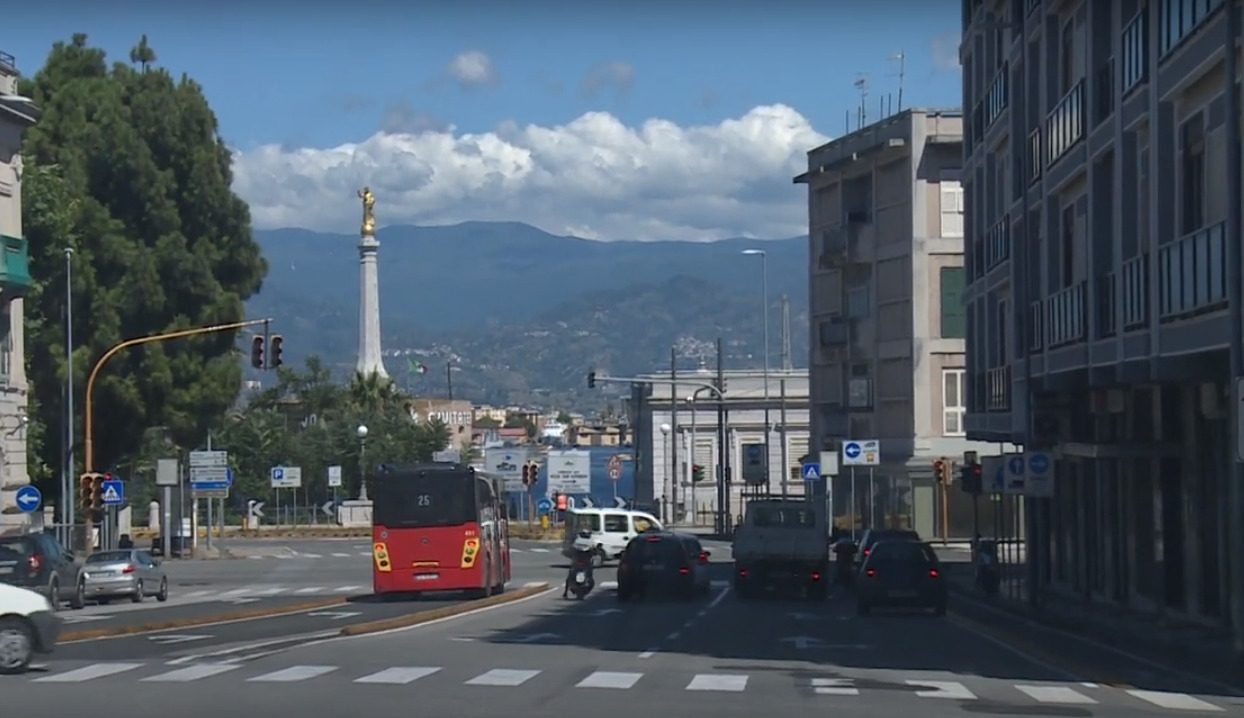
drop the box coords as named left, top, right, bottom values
left=122, top=564, right=137, bottom=574
left=678, top=566, right=690, bottom=575
left=27, top=554, right=42, bottom=571
left=863, top=548, right=871, bottom=557
left=810, top=571, right=822, bottom=582
left=646, top=536, right=662, bottom=543
left=698, top=551, right=709, bottom=564
left=738, top=568, right=748, bottom=578
left=865, top=568, right=877, bottom=578
left=929, top=568, right=940, bottom=578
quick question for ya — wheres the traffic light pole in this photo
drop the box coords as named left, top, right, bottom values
left=80, top=318, right=272, bottom=554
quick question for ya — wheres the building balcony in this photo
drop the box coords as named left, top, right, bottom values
left=986, top=365, right=1011, bottom=411
left=817, top=227, right=847, bottom=269
left=818, top=319, right=849, bottom=348
left=1046, top=79, right=1085, bottom=166
left=1121, top=10, right=1148, bottom=93
left=1159, top=0, right=1225, bottom=57
left=1046, top=280, right=1087, bottom=348
left=1121, top=254, right=1149, bottom=329
left=1027, top=128, right=1042, bottom=185
left=0, top=235, right=31, bottom=297
left=985, top=215, right=1010, bottom=271
left=986, top=63, right=1008, bottom=127
left=1158, top=221, right=1227, bottom=321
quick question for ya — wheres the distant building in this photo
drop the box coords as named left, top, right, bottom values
left=569, top=424, right=625, bottom=448
left=410, top=399, right=473, bottom=452
left=0, top=51, right=38, bottom=531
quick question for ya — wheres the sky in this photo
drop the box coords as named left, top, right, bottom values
left=6, top=0, right=964, bottom=241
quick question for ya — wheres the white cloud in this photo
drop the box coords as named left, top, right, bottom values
left=930, top=32, right=961, bottom=73
left=447, top=50, right=498, bottom=88
left=231, top=104, right=829, bottom=241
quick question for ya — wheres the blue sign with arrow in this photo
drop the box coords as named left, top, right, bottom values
left=14, top=485, right=41, bottom=513
left=536, top=497, right=554, bottom=514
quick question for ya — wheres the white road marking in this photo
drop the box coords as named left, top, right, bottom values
left=905, top=681, right=976, bottom=700
left=686, top=674, right=748, bottom=692
left=35, top=662, right=145, bottom=682
left=294, top=586, right=323, bottom=594
left=1126, top=690, right=1225, bottom=711
left=577, top=671, right=642, bottom=689
left=529, top=548, right=550, bottom=553
left=1015, top=685, right=1097, bottom=704
left=812, top=677, right=859, bottom=696
left=332, top=553, right=351, bottom=558
left=248, top=665, right=338, bottom=682
left=142, top=664, right=241, bottom=682
left=61, top=614, right=115, bottom=624
left=465, top=669, right=541, bottom=686
left=638, top=648, right=658, bottom=659
left=148, top=634, right=212, bottom=645
left=299, top=553, right=323, bottom=559
left=354, top=667, right=441, bottom=684
left=249, top=587, right=286, bottom=596
left=334, top=585, right=363, bottom=592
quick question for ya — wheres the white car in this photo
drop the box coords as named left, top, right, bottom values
left=0, top=583, right=62, bottom=674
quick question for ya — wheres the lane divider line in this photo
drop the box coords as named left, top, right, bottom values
left=58, top=596, right=355, bottom=643
left=637, top=584, right=731, bottom=659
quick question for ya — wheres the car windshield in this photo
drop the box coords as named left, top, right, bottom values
left=86, top=551, right=133, bottom=564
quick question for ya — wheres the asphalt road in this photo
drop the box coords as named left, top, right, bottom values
left=4, top=551, right=1240, bottom=717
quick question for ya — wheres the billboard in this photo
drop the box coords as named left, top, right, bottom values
left=546, top=450, right=591, bottom=495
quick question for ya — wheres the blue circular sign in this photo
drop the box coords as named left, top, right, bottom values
left=1028, top=453, right=1049, bottom=474
left=536, top=497, right=554, bottom=513
left=844, top=442, right=862, bottom=459
left=1007, top=456, right=1025, bottom=475
left=14, top=485, right=41, bottom=513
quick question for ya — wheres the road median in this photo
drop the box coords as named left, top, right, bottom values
left=59, top=596, right=353, bottom=642
left=339, top=583, right=551, bottom=637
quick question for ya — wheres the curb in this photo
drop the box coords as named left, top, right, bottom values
left=59, top=596, right=352, bottom=642
left=339, top=583, right=551, bottom=637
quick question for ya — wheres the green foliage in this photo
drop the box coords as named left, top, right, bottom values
left=20, top=34, right=267, bottom=493
left=218, top=357, right=451, bottom=502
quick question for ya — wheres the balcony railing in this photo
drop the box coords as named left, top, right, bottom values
left=987, top=365, right=1011, bottom=411
left=1046, top=79, right=1085, bottom=166
left=986, top=63, right=1009, bottom=127
left=1121, top=10, right=1148, bottom=93
left=1160, top=0, right=1225, bottom=57
left=1028, top=128, right=1042, bottom=184
left=1121, top=254, right=1149, bottom=329
left=1046, top=281, right=1087, bottom=347
left=985, top=215, right=1010, bottom=270
left=1028, top=300, right=1043, bottom=351
left=1159, top=221, right=1228, bottom=320
left=1096, top=272, right=1116, bottom=338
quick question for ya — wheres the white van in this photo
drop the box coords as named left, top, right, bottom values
left=563, top=508, right=662, bottom=565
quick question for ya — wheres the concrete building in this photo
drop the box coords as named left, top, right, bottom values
left=0, top=51, right=36, bottom=530
left=409, top=399, right=473, bottom=453
left=632, top=369, right=811, bottom=526
left=960, top=0, right=1241, bottom=631
left=795, top=108, right=1000, bottom=539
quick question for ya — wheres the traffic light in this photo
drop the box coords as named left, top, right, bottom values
left=521, top=462, right=532, bottom=487
left=587, top=371, right=596, bottom=389
left=960, top=462, right=983, bottom=495
left=250, top=335, right=265, bottom=369
left=91, top=474, right=104, bottom=510
left=270, top=335, right=284, bottom=368
left=933, top=458, right=952, bottom=484
left=692, top=464, right=705, bottom=483
left=78, top=473, right=94, bottom=510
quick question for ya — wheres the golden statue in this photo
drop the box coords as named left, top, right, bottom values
left=358, top=186, right=377, bottom=236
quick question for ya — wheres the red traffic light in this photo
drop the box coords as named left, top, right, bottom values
left=972, top=464, right=982, bottom=477
left=933, top=459, right=944, bottom=472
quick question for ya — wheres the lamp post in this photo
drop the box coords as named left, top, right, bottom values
left=742, top=249, right=771, bottom=494
left=659, top=423, right=671, bottom=523
left=63, top=246, right=75, bottom=543
left=356, top=424, right=369, bottom=501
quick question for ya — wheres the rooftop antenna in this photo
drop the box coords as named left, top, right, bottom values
left=889, top=51, right=906, bottom=112
left=854, top=74, right=869, bottom=127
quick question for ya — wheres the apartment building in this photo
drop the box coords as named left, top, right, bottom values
left=795, top=108, right=998, bottom=539
left=960, top=0, right=1239, bottom=628
left=0, top=51, right=36, bottom=530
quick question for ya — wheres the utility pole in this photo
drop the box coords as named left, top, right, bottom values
left=1224, top=0, right=1244, bottom=656
left=780, top=294, right=792, bottom=497
left=670, top=347, right=678, bottom=525
left=715, top=337, right=726, bottom=535
left=64, top=247, right=75, bottom=546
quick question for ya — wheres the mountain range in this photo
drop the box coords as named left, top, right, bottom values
left=244, top=221, right=810, bottom=409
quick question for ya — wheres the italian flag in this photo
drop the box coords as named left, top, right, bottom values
left=408, top=358, right=429, bottom=375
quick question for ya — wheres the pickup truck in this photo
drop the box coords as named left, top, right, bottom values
left=732, top=499, right=830, bottom=600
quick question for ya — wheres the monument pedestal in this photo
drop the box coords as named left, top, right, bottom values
left=338, top=500, right=373, bottom=528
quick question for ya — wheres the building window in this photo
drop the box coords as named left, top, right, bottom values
left=0, top=304, right=10, bottom=383
left=1061, top=17, right=1077, bottom=95
left=939, top=267, right=967, bottom=338
left=1181, top=112, right=1205, bottom=235
left=846, top=284, right=871, bottom=319
left=940, top=181, right=965, bottom=237
left=1061, top=205, right=1076, bottom=287
left=943, top=369, right=966, bottom=436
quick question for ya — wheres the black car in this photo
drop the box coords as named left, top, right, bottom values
left=0, top=533, right=85, bottom=610
left=856, top=539, right=947, bottom=615
left=617, top=531, right=711, bottom=601
left=856, top=529, right=921, bottom=565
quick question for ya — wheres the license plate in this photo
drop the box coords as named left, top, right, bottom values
left=414, top=573, right=439, bottom=581
left=575, top=571, right=586, bottom=582
left=888, top=589, right=918, bottom=598
left=89, top=571, right=118, bottom=578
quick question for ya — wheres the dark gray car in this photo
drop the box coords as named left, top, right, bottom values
left=0, top=533, right=84, bottom=610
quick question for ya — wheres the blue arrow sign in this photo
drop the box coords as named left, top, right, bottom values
left=843, top=442, right=862, bottom=460
left=14, top=485, right=41, bottom=513
left=101, top=480, right=125, bottom=506
left=802, top=462, right=821, bottom=480
left=1007, top=455, right=1025, bottom=476
left=536, top=497, right=554, bottom=513
left=1028, top=453, right=1050, bottom=474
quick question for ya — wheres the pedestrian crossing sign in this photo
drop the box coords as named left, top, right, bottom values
left=101, top=479, right=125, bottom=506
left=801, top=463, right=821, bottom=481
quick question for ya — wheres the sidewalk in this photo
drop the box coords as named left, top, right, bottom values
left=941, top=554, right=1244, bottom=693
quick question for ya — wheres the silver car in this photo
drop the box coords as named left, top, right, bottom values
left=81, top=549, right=168, bottom=603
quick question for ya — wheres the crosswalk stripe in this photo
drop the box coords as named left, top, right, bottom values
left=1015, top=685, right=1097, bottom=704
left=35, top=662, right=145, bottom=682
left=905, top=680, right=976, bottom=700
left=300, top=553, right=323, bottom=559
left=529, top=548, right=550, bottom=553
left=686, top=674, right=748, bottom=692
left=465, top=669, right=541, bottom=686
left=354, top=667, right=441, bottom=684
left=248, top=665, right=338, bottom=683
left=335, top=585, right=363, bottom=592
left=294, top=586, right=323, bottom=594
left=332, top=553, right=351, bottom=557
left=143, top=664, right=242, bottom=682
left=577, top=671, right=642, bottom=689
left=811, top=678, right=859, bottom=696
left=1126, top=690, right=1225, bottom=711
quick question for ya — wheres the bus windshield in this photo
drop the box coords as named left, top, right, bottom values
left=373, top=472, right=477, bottom=528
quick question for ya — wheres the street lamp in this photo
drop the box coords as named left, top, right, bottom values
left=356, top=424, right=369, bottom=501
left=659, top=423, right=671, bottom=522
left=742, top=249, right=772, bottom=493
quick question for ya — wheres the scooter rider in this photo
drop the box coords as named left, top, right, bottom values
left=564, top=530, right=597, bottom=598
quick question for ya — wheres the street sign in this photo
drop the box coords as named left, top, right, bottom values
left=248, top=500, right=265, bottom=518
left=328, top=465, right=343, bottom=488
left=1002, top=454, right=1026, bottom=494
left=546, top=450, right=590, bottom=494
left=608, top=465, right=621, bottom=481
left=321, top=501, right=335, bottom=517
left=156, top=459, right=179, bottom=487
left=841, top=439, right=880, bottom=466
left=801, top=463, right=821, bottom=481
left=1024, top=451, right=1054, bottom=497
left=536, top=497, right=554, bottom=514
left=270, top=466, right=302, bottom=489
left=14, top=485, right=41, bottom=513
left=101, top=480, right=125, bottom=506
left=189, top=450, right=228, bottom=468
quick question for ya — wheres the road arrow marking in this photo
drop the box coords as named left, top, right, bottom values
left=148, top=634, right=212, bottom=645
left=512, top=632, right=559, bottom=643
left=780, top=635, right=824, bottom=650
left=308, top=611, right=362, bottom=620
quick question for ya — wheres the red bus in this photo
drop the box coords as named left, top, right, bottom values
left=371, top=464, right=511, bottom=598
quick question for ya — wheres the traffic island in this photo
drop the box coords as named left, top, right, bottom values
left=58, top=595, right=353, bottom=642
left=339, top=583, right=552, bottom=637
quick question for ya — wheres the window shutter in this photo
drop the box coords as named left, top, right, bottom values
left=940, top=267, right=966, bottom=338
